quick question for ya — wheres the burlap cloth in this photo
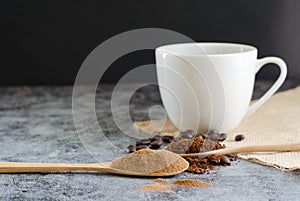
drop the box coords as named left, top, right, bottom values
left=134, top=86, right=300, bottom=171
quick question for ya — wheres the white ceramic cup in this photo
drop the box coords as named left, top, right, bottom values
left=155, top=43, right=287, bottom=132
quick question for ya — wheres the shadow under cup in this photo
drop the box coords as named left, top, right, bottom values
left=155, top=42, right=287, bottom=133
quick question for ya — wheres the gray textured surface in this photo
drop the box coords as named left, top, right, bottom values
left=0, top=81, right=300, bottom=201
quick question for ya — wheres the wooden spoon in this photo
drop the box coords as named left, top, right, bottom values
left=0, top=150, right=189, bottom=177
left=180, top=143, right=300, bottom=159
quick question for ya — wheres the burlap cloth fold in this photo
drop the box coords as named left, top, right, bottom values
left=134, top=86, right=300, bottom=171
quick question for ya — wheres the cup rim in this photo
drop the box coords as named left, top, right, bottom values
left=156, top=42, right=257, bottom=57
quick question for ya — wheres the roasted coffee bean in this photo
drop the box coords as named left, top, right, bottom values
left=208, top=130, right=219, bottom=135
left=221, top=155, right=231, bottom=165
left=235, top=134, right=245, bottom=141
left=226, top=153, right=236, bottom=158
left=179, top=131, right=194, bottom=139
left=172, top=137, right=182, bottom=142
left=196, top=133, right=207, bottom=139
left=218, top=133, right=227, bottom=142
left=150, top=139, right=163, bottom=149
left=206, top=133, right=220, bottom=141
left=136, top=139, right=151, bottom=146
left=208, top=156, right=220, bottom=164
left=148, top=135, right=161, bottom=142
left=162, top=136, right=174, bottom=143
left=136, top=145, right=149, bottom=150
left=195, top=133, right=203, bottom=139
left=184, top=129, right=195, bottom=136
left=229, top=154, right=238, bottom=161
left=127, top=145, right=136, bottom=153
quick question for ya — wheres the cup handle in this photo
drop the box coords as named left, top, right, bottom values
left=246, top=57, right=287, bottom=116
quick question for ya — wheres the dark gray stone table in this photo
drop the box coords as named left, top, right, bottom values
left=0, top=81, right=299, bottom=201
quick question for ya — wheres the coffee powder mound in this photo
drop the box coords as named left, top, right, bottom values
left=165, top=139, right=193, bottom=154
left=111, top=149, right=187, bottom=175
left=140, top=184, right=172, bottom=191
left=151, top=157, right=188, bottom=175
left=166, top=138, right=225, bottom=154
left=166, top=138, right=235, bottom=174
left=187, top=138, right=226, bottom=153
left=172, top=179, right=212, bottom=188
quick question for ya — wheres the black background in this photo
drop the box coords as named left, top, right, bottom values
left=1, top=0, right=300, bottom=85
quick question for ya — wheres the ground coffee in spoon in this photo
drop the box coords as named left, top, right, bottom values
left=111, top=149, right=185, bottom=174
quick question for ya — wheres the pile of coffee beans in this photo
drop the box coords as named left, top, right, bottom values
left=200, top=130, right=228, bottom=142
left=126, top=129, right=239, bottom=174
left=127, top=135, right=164, bottom=153
left=127, top=129, right=201, bottom=153
left=126, top=129, right=229, bottom=153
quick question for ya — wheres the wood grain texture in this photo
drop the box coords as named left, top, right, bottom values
left=180, top=143, right=300, bottom=158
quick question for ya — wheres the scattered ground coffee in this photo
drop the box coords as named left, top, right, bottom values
left=171, top=179, right=212, bottom=188
left=140, top=184, right=172, bottom=191
left=141, top=178, right=212, bottom=191
left=153, top=178, right=169, bottom=184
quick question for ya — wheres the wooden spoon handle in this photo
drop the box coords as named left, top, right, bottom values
left=0, top=162, right=106, bottom=173
left=180, top=143, right=300, bottom=158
